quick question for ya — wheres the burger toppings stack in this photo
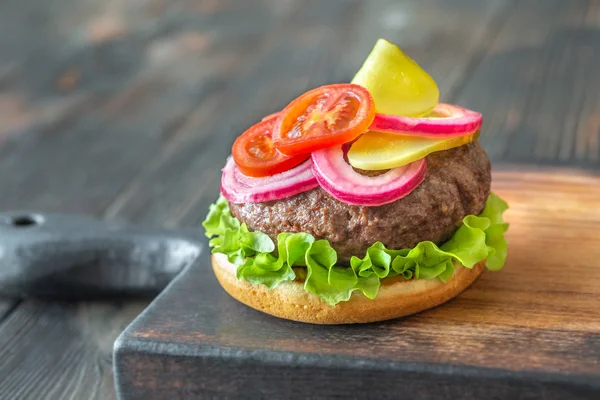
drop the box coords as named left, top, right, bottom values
left=203, top=39, right=509, bottom=322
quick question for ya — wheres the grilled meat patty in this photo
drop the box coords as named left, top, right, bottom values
left=229, top=140, right=491, bottom=264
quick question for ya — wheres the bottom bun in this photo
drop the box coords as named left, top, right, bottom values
left=212, top=253, right=485, bottom=324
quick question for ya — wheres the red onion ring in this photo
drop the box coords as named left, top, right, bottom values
left=311, top=146, right=427, bottom=206
left=370, top=103, right=482, bottom=138
left=221, top=158, right=318, bottom=204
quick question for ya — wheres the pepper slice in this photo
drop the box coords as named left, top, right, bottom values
left=347, top=130, right=479, bottom=170
left=232, top=117, right=309, bottom=178
left=273, top=84, right=375, bottom=156
left=352, top=39, right=439, bottom=118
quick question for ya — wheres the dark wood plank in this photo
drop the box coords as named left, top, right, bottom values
left=0, top=300, right=18, bottom=322
left=455, top=0, right=600, bottom=166
left=0, top=0, right=290, bottom=214
left=345, top=0, right=513, bottom=96
left=0, top=300, right=148, bottom=400
left=115, top=166, right=600, bottom=399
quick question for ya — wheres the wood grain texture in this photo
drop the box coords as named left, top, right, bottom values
left=0, top=300, right=149, bottom=400
left=115, top=166, right=600, bottom=399
left=0, top=300, right=18, bottom=322
left=455, top=0, right=600, bottom=166
left=0, top=0, right=292, bottom=214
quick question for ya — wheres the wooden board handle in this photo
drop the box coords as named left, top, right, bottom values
left=0, top=212, right=203, bottom=299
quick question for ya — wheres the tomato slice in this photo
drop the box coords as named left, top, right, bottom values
left=261, top=112, right=280, bottom=122
left=273, top=84, right=375, bottom=156
left=232, top=118, right=309, bottom=178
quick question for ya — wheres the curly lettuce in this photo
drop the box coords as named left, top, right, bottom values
left=203, top=193, right=509, bottom=306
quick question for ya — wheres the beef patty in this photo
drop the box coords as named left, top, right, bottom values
left=228, top=140, right=491, bottom=264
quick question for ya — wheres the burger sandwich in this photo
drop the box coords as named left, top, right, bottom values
left=203, top=39, right=509, bottom=324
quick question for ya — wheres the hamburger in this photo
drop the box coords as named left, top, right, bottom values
left=203, top=39, right=509, bottom=324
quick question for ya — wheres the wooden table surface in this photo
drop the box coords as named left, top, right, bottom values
left=0, top=0, right=599, bottom=398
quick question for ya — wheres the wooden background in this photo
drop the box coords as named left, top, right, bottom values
left=0, top=0, right=599, bottom=398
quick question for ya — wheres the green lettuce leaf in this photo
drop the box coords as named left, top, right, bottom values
left=203, top=192, right=509, bottom=306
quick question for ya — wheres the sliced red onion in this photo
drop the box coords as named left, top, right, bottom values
left=221, top=157, right=318, bottom=203
left=311, top=146, right=427, bottom=206
left=370, top=103, right=482, bottom=138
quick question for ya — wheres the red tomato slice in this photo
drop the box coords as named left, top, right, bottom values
left=273, top=84, right=375, bottom=156
left=261, top=112, right=280, bottom=122
left=232, top=118, right=309, bottom=178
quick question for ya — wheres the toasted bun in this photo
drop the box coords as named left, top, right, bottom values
left=212, top=253, right=485, bottom=324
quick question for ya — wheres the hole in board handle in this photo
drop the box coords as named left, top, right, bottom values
left=9, top=214, right=43, bottom=228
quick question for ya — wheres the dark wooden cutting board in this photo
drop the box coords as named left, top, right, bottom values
left=114, top=165, right=600, bottom=399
